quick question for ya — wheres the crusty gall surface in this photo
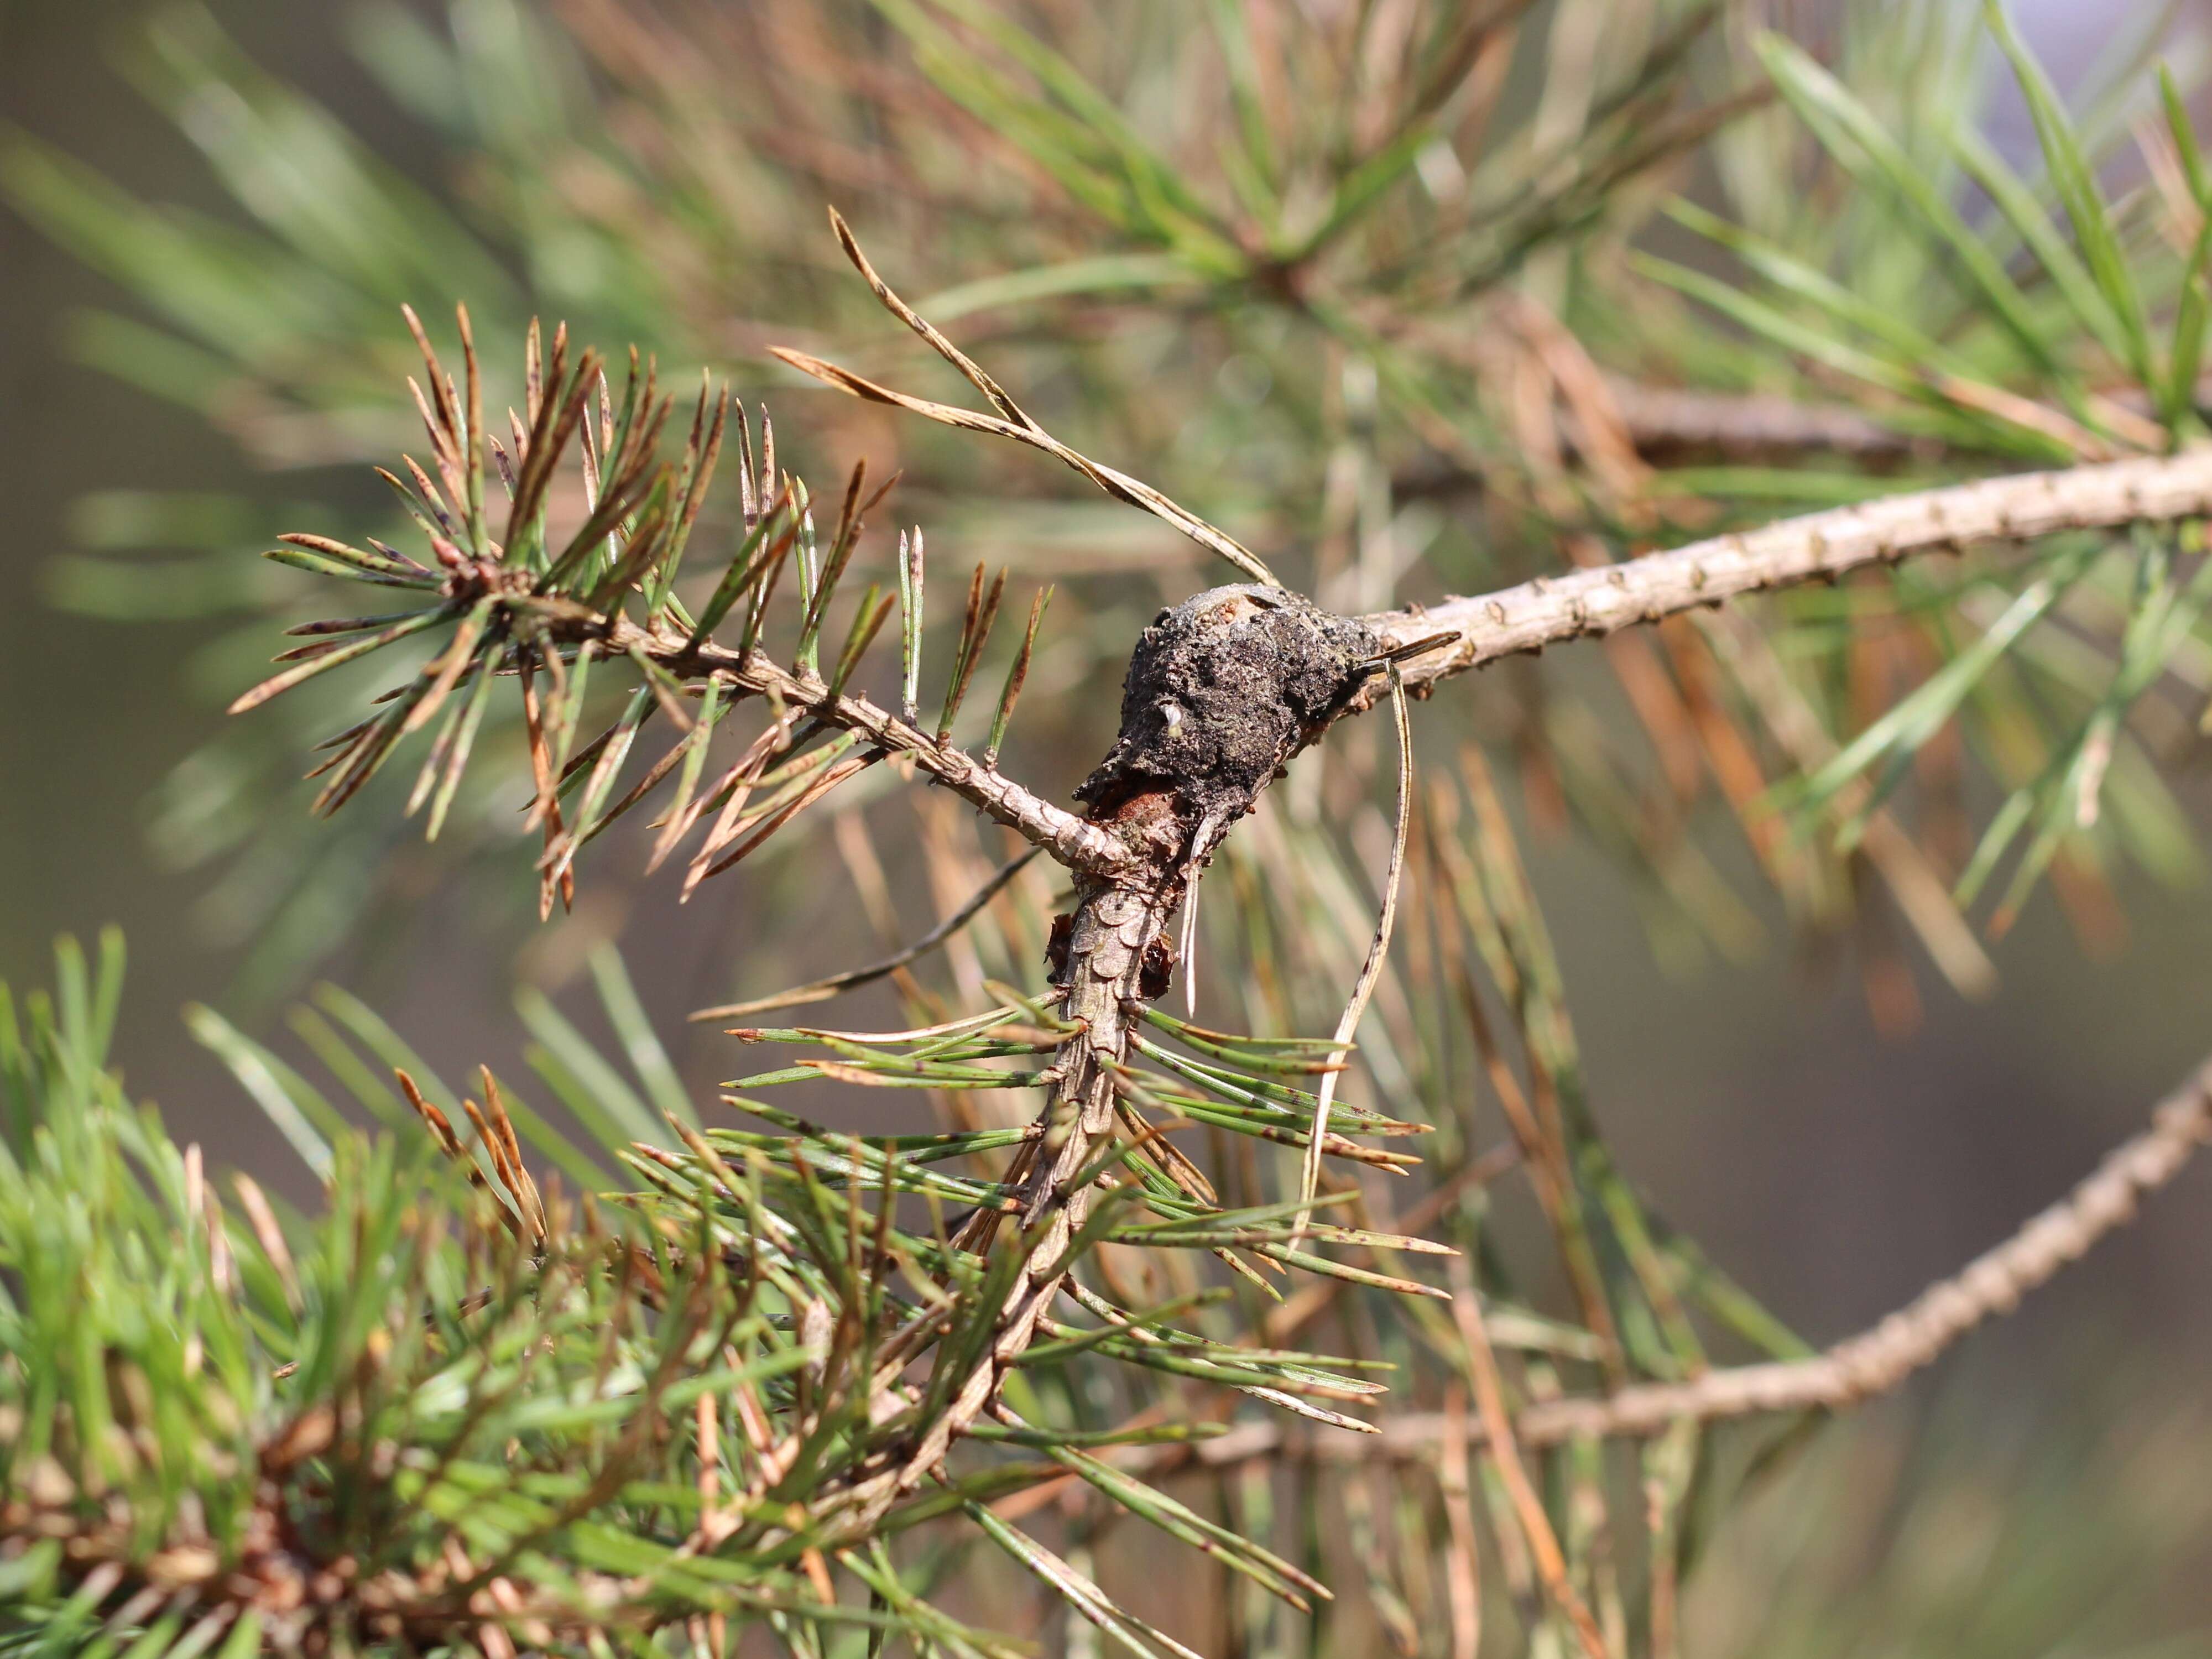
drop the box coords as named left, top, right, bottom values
left=1074, top=585, right=1381, bottom=836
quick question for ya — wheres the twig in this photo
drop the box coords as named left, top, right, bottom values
left=247, top=287, right=2212, bottom=1628
left=596, top=614, right=1132, bottom=875
left=1600, top=379, right=1926, bottom=461
left=737, top=446, right=2212, bottom=1566
left=1526, top=1054, right=2212, bottom=1440
left=1143, top=1054, right=2212, bottom=1465
left=794, top=880, right=1185, bottom=1542
left=1358, top=445, right=2212, bottom=700
left=1396, top=378, right=2212, bottom=487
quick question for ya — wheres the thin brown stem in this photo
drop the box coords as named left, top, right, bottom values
left=587, top=614, right=1131, bottom=874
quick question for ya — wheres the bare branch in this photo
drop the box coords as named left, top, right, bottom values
left=1147, top=1055, right=2212, bottom=1466
left=1359, top=445, right=2212, bottom=700
left=1554, top=376, right=2212, bottom=468
left=1603, top=379, right=1926, bottom=462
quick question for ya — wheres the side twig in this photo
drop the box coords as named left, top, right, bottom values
left=597, top=614, right=1132, bottom=875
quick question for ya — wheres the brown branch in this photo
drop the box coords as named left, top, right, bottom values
left=757, top=225, right=2212, bottom=883
left=1357, top=445, right=2212, bottom=701
left=738, top=450, right=2212, bottom=1520
left=582, top=613, right=1134, bottom=876
left=1145, top=1055, right=2212, bottom=1467
left=789, top=878, right=1183, bottom=1545
left=223, top=283, right=2212, bottom=1651
left=1391, top=390, right=1917, bottom=505
left=1598, top=378, right=2212, bottom=465
left=774, top=590, right=1390, bottom=1538
left=563, top=408, right=2212, bottom=1538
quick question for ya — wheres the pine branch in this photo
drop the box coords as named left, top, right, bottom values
left=1359, top=446, right=2212, bottom=700
left=204, top=173, right=2212, bottom=1644
left=728, top=588, right=1413, bottom=1536
left=1134, top=1053, right=2212, bottom=1468
left=214, top=318, right=1431, bottom=1576
left=267, top=299, right=2212, bottom=1551
left=1444, top=377, right=2212, bottom=476
left=228, top=312, right=1130, bottom=890
left=597, top=612, right=1129, bottom=873
left=1601, top=378, right=1926, bottom=461
left=31, top=5, right=2212, bottom=1650
left=1389, top=382, right=1927, bottom=503
left=794, top=881, right=1188, bottom=1542
left=239, top=297, right=2212, bottom=1572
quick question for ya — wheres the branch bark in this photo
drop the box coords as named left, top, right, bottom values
left=1592, top=377, right=2207, bottom=464
left=1601, top=379, right=1925, bottom=461
left=1357, top=446, right=2212, bottom=705
left=779, top=588, right=1389, bottom=1532
left=603, top=444, right=2212, bottom=1526
left=1145, top=1055, right=2212, bottom=1467
left=596, top=615, right=1133, bottom=874
left=1391, top=385, right=1923, bottom=507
